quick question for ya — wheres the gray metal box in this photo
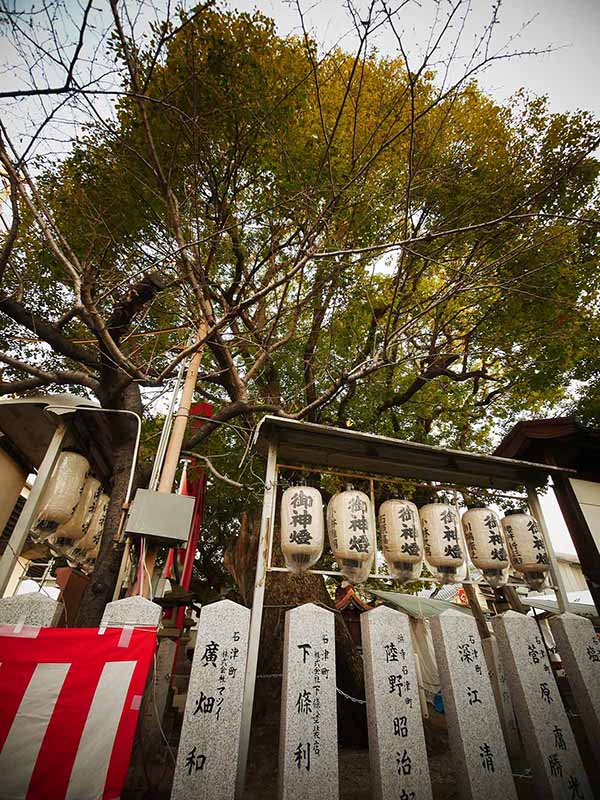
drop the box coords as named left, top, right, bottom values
left=124, top=488, right=195, bottom=545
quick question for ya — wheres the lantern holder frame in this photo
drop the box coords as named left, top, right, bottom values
left=268, top=461, right=544, bottom=586
left=235, top=415, right=575, bottom=798
left=0, top=395, right=141, bottom=597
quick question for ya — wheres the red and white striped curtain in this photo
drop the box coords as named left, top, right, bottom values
left=0, top=626, right=156, bottom=799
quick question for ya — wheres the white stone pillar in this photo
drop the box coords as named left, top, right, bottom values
left=549, top=612, right=600, bottom=762
left=431, top=610, right=517, bottom=800
left=0, top=591, right=63, bottom=629
left=493, top=610, right=592, bottom=799
left=278, top=603, right=338, bottom=800
left=361, top=605, right=433, bottom=800
left=170, top=599, right=250, bottom=800
left=481, top=635, right=521, bottom=765
left=100, top=595, right=162, bottom=628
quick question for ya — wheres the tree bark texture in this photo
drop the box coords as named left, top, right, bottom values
left=75, top=383, right=142, bottom=626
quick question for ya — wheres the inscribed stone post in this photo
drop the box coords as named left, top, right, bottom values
left=0, top=591, right=63, bottom=628
left=549, top=613, right=600, bottom=762
left=481, top=636, right=521, bottom=765
left=361, top=605, right=432, bottom=800
left=170, top=599, right=250, bottom=800
left=278, top=603, right=338, bottom=800
left=100, top=595, right=162, bottom=628
left=431, top=610, right=517, bottom=800
left=493, top=611, right=592, bottom=799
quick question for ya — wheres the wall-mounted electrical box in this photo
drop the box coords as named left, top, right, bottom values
left=124, top=488, right=195, bottom=546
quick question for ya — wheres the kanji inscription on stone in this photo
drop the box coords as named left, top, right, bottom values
left=171, top=600, right=250, bottom=800
left=278, top=603, right=338, bottom=800
left=431, top=610, right=517, bottom=800
left=361, top=605, right=432, bottom=800
left=493, top=611, right=592, bottom=799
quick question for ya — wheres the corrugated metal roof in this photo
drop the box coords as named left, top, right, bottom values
left=368, top=589, right=475, bottom=619
left=523, top=593, right=598, bottom=621
left=252, top=415, right=573, bottom=489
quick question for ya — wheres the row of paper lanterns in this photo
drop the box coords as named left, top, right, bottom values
left=31, top=451, right=109, bottom=571
left=281, top=487, right=550, bottom=588
left=27, top=454, right=551, bottom=590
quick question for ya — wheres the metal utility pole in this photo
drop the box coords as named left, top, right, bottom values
left=137, top=320, right=208, bottom=597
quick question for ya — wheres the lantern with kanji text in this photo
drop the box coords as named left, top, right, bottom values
left=501, top=509, right=550, bottom=590
left=53, top=476, right=103, bottom=543
left=327, top=488, right=375, bottom=584
left=280, top=486, right=324, bottom=572
left=378, top=498, right=423, bottom=582
left=419, top=502, right=465, bottom=584
left=32, top=451, right=90, bottom=538
left=462, top=507, right=509, bottom=587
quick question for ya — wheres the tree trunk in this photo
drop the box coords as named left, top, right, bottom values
left=75, top=383, right=142, bottom=626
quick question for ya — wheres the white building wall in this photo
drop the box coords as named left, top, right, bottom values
left=556, top=558, right=587, bottom=592
left=570, top=478, right=600, bottom=555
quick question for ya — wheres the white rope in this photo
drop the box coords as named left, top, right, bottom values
left=256, top=675, right=367, bottom=705
left=335, top=687, right=366, bottom=705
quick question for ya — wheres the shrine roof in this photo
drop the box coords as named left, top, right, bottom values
left=335, top=584, right=372, bottom=612
left=494, top=415, right=600, bottom=480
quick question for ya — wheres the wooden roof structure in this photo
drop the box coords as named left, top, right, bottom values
left=334, top=583, right=372, bottom=612
left=494, top=416, right=600, bottom=481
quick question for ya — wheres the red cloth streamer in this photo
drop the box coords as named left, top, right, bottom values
left=163, top=469, right=207, bottom=585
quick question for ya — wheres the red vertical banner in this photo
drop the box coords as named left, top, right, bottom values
left=175, top=470, right=207, bottom=624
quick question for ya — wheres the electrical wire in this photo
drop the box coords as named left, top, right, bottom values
left=138, top=536, right=145, bottom=597
left=152, top=651, right=177, bottom=766
left=143, top=544, right=154, bottom=602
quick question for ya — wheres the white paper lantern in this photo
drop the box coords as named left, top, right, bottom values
left=419, top=502, right=465, bottom=583
left=77, top=493, right=109, bottom=557
left=61, top=541, right=84, bottom=566
left=501, top=510, right=550, bottom=590
left=378, top=499, right=423, bottom=582
left=53, top=477, right=103, bottom=543
left=84, top=494, right=110, bottom=565
left=327, top=489, right=375, bottom=584
left=462, top=507, right=509, bottom=587
left=47, top=531, right=67, bottom=553
left=33, top=452, right=90, bottom=537
left=280, top=486, right=324, bottom=572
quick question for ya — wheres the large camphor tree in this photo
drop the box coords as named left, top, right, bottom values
left=0, top=1, right=599, bottom=637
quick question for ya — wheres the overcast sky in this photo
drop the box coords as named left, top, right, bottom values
left=233, top=0, right=600, bottom=119
left=2, top=1, right=598, bottom=160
